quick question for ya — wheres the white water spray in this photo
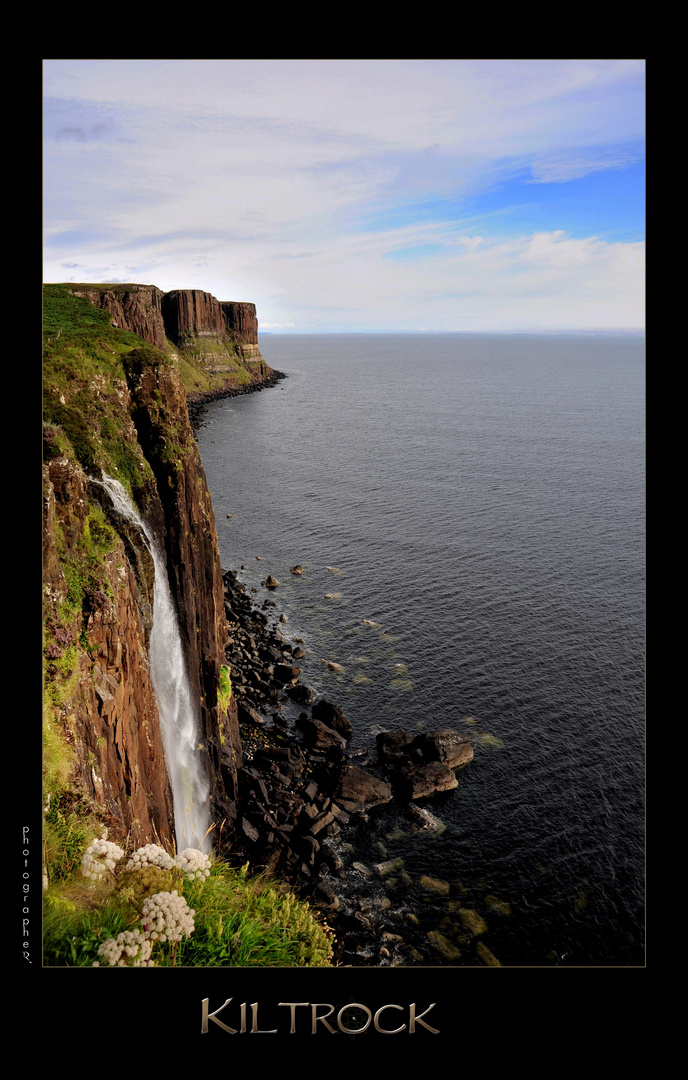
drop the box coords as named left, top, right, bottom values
left=98, top=473, right=211, bottom=852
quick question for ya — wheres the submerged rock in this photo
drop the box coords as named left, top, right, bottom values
left=484, top=894, right=512, bottom=916
left=427, top=930, right=461, bottom=962
left=420, top=875, right=451, bottom=897
left=458, top=908, right=488, bottom=936
left=476, top=941, right=502, bottom=966
left=376, top=858, right=404, bottom=877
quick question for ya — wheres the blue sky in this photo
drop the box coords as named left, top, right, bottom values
left=43, top=59, right=645, bottom=333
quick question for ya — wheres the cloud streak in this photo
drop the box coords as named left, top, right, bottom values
left=43, top=59, right=645, bottom=331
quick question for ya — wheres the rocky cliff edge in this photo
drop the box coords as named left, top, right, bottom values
left=43, top=285, right=243, bottom=867
left=66, top=283, right=274, bottom=404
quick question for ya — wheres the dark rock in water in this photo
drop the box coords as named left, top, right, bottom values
left=274, top=663, right=301, bottom=685
left=314, top=877, right=339, bottom=906
left=312, top=699, right=353, bottom=740
left=265, top=575, right=280, bottom=588
left=376, top=731, right=415, bottom=763
left=297, top=715, right=348, bottom=753
left=413, top=730, right=474, bottom=769
left=396, top=761, right=459, bottom=800
left=288, top=683, right=318, bottom=704
left=259, top=644, right=283, bottom=663
left=336, top=765, right=393, bottom=813
left=221, top=557, right=480, bottom=966
left=407, top=803, right=445, bottom=831
left=375, top=729, right=473, bottom=798
left=290, top=565, right=305, bottom=575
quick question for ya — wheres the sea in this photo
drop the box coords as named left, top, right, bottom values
left=194, top=332, right=645, bottom=967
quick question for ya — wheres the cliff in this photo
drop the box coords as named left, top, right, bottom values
left=67, top=283, right=273, bottom=402
left=42, top=284, right=244, bottom=868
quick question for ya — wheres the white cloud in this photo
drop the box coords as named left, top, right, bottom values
left=530, top=148, right=642, bottom=183
left=42, top=59, right=645, bottom=331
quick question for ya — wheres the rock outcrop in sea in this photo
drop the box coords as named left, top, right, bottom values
left=220, top=568, right=476, bottom=964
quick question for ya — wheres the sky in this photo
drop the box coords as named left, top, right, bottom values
left=43, top=59, right=645, bottom=333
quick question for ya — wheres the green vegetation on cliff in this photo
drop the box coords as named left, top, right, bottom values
left=43, top=849, right=333, bottom=968
left=42, top=284, right=332, bottom=967
left=43, top=284, right=160, bottom=496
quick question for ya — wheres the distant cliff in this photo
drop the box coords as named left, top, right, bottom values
left=42, top=284, right=250, bottom=868
left=66, top=283, right=274, bottom=403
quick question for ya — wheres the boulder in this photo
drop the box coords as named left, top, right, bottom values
left=458, top=908, right=488, bottom=936
left=376, top=731, right=415, bottom=764
left=312, top=699, right=353, bottom=739
left=427, top=930, right=461, bottom=962
left=237, top=701, right=265, bottom=727
left=420, top=875, right=451, bottom=896
left=336, top=765, right=392, bottom=813
left=274, top=663, right=300, bottom=685
left=396, top=761, right=459, bottom=800
left=296, top=715, right=347, bottom=753
left=287, top=683, right=318, bottom=705
left=476, top=942, right=502, bottom=967
left=413, top=730, right=474, bottom=769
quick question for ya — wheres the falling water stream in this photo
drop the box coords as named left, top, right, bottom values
left=98, top=473, right=210, bottom=852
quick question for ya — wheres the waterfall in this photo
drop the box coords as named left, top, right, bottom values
left=97, top=473, right=211, bottom=852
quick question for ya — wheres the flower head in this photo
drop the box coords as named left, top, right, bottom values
left=174, top=847, right=212, bottom=881
left=94, top=928, right=154, bottom=967
left=141, top=890, right=195, bottom=943
left=82, top=839, right=125, bottom=881
left=124, top=844, right=175, bottom=873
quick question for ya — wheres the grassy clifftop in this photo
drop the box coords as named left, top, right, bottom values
left=43, top=284, right=162, bottom=493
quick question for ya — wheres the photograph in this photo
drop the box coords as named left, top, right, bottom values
left=39, top=58, right=646, bottom=1050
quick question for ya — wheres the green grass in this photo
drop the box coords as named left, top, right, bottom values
left=42, top=855, right=334, bottom=968
left=43, top=286, right=157, bottom=492
left=218, top=665, right=232, bottom=712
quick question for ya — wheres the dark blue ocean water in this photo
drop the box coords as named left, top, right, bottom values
left=195, top=333, right=645, bottom=966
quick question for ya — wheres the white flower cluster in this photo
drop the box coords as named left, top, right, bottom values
left=82, top=839, right=125, bottom=881
left=175, top=847, right=212, bottom=881
left=141, top=890, right=195, bottom=944
left=124, top=844, right=176, bottom=872
left=94, top=928, right=155, bottom=968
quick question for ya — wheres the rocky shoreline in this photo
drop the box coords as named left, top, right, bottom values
left=220, top=568, right=500, bottom=967
left=186, top=367, right=287, bottom=430
left=190, top=373, right=502, bottom=966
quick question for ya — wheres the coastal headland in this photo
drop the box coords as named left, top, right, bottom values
left=42, top=282, right=485, bottom=967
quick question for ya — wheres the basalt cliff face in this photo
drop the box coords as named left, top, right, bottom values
left=68, top=284, right=270, bottom=399
left=42, top=283, right=257, bottom=861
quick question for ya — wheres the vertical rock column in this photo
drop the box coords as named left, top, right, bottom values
left=124, top=346, right=243, bottom=842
